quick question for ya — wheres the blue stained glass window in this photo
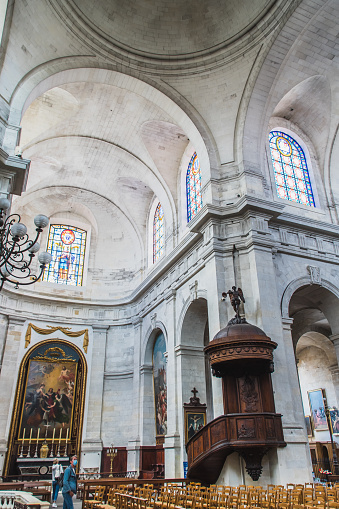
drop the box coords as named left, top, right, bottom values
left=186, top=152, right=203, bottom=222
left=269, top=131, right=315, bottom=207
left=42, top=225, right=87, bottom=286
left=153, top=203, right=164, bottom=263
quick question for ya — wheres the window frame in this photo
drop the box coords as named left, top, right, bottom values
left=268, top=127, right=320, bottom=210
left=39, top=217, right=91, bottom=289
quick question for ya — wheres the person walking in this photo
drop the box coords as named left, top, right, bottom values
left=62, top=455, right=77, bottom=509
left=51, top=458, right=63, bottom=507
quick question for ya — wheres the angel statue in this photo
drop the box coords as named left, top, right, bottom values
left=222, top=286, right=246, bottom=324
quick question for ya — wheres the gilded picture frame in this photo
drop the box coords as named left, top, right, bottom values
left=308, top=388, right=328, bottom=431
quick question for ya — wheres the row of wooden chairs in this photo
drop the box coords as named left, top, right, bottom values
left=83, top=482, right=339, bottom=509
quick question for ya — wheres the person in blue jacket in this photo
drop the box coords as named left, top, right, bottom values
left=62, top=455, right=77, bottom=509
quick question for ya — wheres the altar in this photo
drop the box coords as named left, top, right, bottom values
left=16, top=457, right=70, bottom=479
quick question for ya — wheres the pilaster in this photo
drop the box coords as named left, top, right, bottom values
left=81, top=324, right=108, bottom=472
left=164, top=290, right=181, bottom=478
left=127, top=317, right=143, bottom=474
left=0, top=315, right=26, bottom=476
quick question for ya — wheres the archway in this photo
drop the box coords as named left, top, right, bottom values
left=4, top=339, right=87, bottom=478
left=179, top=298, right=211, bottom=422
left=288, top=284, right=339, bottom=479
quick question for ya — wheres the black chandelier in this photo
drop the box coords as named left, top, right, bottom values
left=0, top=197, right=52, bottom=290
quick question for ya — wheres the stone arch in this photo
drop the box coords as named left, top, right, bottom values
left=178, top=297, right=212, bottom=422
left=7, top=67, right=217, bottom=183
left=140, top=324, right=168, bottom=448
left=4, top=338, right=87, bottom=476
left=177, top=293, right=208, bottom=348
left=142, top=323, right=168, bottom=367
left=281, top=276, right=339, bottom=322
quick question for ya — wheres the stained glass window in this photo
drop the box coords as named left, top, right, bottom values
left=186, top=152, right=203, bottom=222
left=269, top=131, right=315, bottom=207
left=153, top=203, right=164, bottom=263
left=153, top=332, right=167, bottom=436
left=42, top=225, right=87, bottom=286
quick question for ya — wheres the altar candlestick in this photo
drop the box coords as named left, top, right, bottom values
left=50, top=428, right=55, bottom=457
left=19, top=428, right=25, bottom=458
left=57, top=428, right=62, bottom=457
left=64, top=428, right=69, bottom=457
left=34, top=428, right=40, bottom=458
left=26, top=428, right=32, bottom=458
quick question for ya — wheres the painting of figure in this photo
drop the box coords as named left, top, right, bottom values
left=153, top=333, right=167, bottom=436
left=19, top=356, right=77, bottom=439
left=186, top=413, right=205, bottom=441
left=330, top=407, right=339, bottom=435
left=308, top=389, right=328, bottom=431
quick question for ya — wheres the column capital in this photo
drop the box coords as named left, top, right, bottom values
left=92, top=324, right=110, bottom=332
left=282, top=317, right=294, bottom=330
left=132, top=316, right=143, bottom=327
left=8, top=315, right=26, bottom=327
left=140, top=364, right=153, bottom=376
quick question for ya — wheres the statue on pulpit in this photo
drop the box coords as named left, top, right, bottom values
left=222, top=286, right=246, bottom=325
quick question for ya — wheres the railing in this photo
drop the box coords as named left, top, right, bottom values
left=186, top=412, right=285, bottom=484
left=0, top=491, right=49, bottom=509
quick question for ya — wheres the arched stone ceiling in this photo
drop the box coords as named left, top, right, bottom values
left=296, top=332, right=336, bottom=366
left=272, top=75, right=331, bottom=172
left=71, top=0, right=274, bottom=57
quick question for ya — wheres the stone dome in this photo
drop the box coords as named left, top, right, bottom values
left=64, top=0, right=278, bottom=60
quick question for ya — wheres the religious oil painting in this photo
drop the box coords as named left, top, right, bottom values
left=153, top=333, right=167, bottom=436
left=186, top=412, right=206, bottom=442
left=19, top=342, right=79, bottom=440
left=308, top=389, right=328, bottom=431
left=329, top=407, right=339, bottom=435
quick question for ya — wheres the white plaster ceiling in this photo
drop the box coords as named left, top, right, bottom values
left=13, top=80, right=191, bottom=297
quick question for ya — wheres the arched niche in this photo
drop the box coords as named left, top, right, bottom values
left=4, top=339, right=87, bottom=477
left=178, top=298, right=212, bottom=421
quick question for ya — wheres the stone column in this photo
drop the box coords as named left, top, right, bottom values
left=164, top=290, right=181, bottom=478
left=0, top=315, right=26, bottom=476
left=330, top=335, right=339, bottom=372
left=175, top=344, right=206, bottom=469
left=329, top=365, right=339, bottom=407
left=238, top=241, right=312, bottom=484
left=203, top=245, right=234, bottom=418
left=139, top=364, right=154, bottom=445
left=81, top=324, right=108, bottom=473
left=127, top=318, right=143, bottom=475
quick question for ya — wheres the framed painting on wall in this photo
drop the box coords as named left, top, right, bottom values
left=308, top=389, right=328, bottom=431
left=329, top=407, right=339, bottom=435
left=185, top=411, right=206, bottom=442
left=183, top=388, right=207, bottom=444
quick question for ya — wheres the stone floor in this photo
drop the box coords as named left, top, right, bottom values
left=51, top=498, right=82, bottom=509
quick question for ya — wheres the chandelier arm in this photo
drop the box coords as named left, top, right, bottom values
left=0, top=240, right=18, bottom=268
left=2, top=264, right=46, bottom=287
left=15, top=229, right=42, bottom=253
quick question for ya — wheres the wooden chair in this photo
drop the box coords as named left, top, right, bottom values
left=84, top=485, right=107, bottom=509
